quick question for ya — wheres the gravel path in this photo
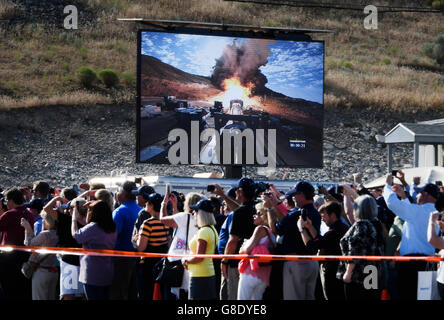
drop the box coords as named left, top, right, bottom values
left=0, top=103, right=439, bottom=189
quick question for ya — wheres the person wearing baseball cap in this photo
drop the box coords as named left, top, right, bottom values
left=266, top=180, right=321, bottom=300
left=131, top=185, right=156, bottom=251
left=182, top=199, right=219, bottom=300
left=134, top=192, right=169, bottom=300
left=220, top=177, right=258, bottom=300
left=384, top=175, right=439, bottom=300
left=280, top=190, right=296, bottom=212
left=132, top=185, right=155, bottom=208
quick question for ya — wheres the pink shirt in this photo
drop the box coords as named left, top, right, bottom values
left=238, top=227, right=275, bottom=285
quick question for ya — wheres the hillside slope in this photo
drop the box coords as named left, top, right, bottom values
left=0, top=0, right=443, bottom=111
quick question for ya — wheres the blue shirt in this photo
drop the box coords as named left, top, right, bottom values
left=275, top=203, right=321, bottom=255
left=112, top=201, right=141, bottom=251
left=408, top=184, right=420, bottom=204
left=34, top=216, right=43, bottom=236
left=217, top=211, right=233, bottom=254
left=383, top=185, right=436, bottom=256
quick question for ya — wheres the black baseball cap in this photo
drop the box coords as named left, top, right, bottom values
left=146, top=193, right=163, bottom=208
left=418, top=183, right=439, bottom=199
left=226, top=187, right=237, bottom=199
left=189, top=199, right=214, bottom=213
left=286, top=181, right=315, bottom=199
left=24, top=198, right=47, bottom=212
left=233, top=177, right=256, bottom=192
left=280, top=190, right=295, bottom=201
left=132, top=185, right=155, bottom=201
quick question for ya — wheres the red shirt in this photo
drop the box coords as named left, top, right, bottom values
left=0, top=206, right=36, bottom=245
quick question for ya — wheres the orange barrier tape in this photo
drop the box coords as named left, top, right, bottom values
left=1, top=245, right=443, bottom=262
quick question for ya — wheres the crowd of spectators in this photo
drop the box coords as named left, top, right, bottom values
left=0, top=171, right=444, bottom=301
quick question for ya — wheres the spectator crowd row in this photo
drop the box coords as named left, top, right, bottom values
left=0, top=170, right=444, bottom=301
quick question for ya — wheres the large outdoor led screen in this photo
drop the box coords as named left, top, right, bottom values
left=137, top=30, right=324, bottom=168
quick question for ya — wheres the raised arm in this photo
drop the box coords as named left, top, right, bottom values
left=159, top=194, right=178, bottom=229
left=383, top=183, right=418, bottom=222
left=43, top=195, right=65, bottom=220
left=239, top=226, right=267, bottom=254
left=428, top=212, right=444, bottom=249
left=211, top=184, right=240, bottom=212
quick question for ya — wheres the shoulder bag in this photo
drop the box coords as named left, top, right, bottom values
left=21, top=254, right=50, bottom=279
left=153, top=214, right=190, bottom=287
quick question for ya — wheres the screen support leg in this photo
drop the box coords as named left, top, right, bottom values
left=223, top=165, right=243, bottom=179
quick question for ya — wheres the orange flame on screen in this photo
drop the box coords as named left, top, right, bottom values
left=210, top=76, right=259, bottom=110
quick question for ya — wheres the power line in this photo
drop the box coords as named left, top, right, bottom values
left=224, top=0, right=443, bottom=13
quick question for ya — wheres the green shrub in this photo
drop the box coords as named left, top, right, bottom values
left=98, top=69, right=119, bottom=88
left=79, top=47, right=88, bottom=60
left=388, top=46, right=399, bottom=56
left=423, top=35, right=444, bottom=66
left=423, top=42, right=435, bottom=57
left=381, top=57, right=391, bottom=65
left=342, top=61, right=353, bottom=69
left=76, top=66, right=97, bottom=87
left=120, top=71, right=136, bottom=87
left=63, top=62, right=70, bottom=72
left=432, top=0, right=443, bottom=9
left=425, top=0, right=444, bottom=8
left=8, top=81, right=18, bottom=90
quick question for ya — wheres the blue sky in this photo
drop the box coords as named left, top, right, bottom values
left=141, top=32, right=324, bottom=104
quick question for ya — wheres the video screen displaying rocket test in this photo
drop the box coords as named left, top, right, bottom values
left=137, top=30, right=324, bottom=168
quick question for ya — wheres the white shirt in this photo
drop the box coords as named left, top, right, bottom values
left=168, top=212, right=199, bottom=292
left=383, top=185, right=436, bottom=256
left=168, top=212, right=198, bottom=261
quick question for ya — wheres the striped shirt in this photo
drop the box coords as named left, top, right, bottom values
left=139, top=217, right=169, bottom=247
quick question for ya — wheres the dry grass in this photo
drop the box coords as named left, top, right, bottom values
left=0, top=0, right=19, bottom=20
left=0, top=92, right=113, bottom=109
left=0, top=0, right=443, bottom=111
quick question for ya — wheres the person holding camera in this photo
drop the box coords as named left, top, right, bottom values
left=266, top=181, right=321, bottom=300
left=383, top=174, right=438, bottom=300
left=237, top=201, right=276, bottom=300
left=298, top=201, right=348, bottom=300
left=71, top=200, right=117, bottom=300
left=219, top=178, right=257, bottom=300
left=43, top=194, right=87, bottom=300
left=159, top=191, right=203, bottom=300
